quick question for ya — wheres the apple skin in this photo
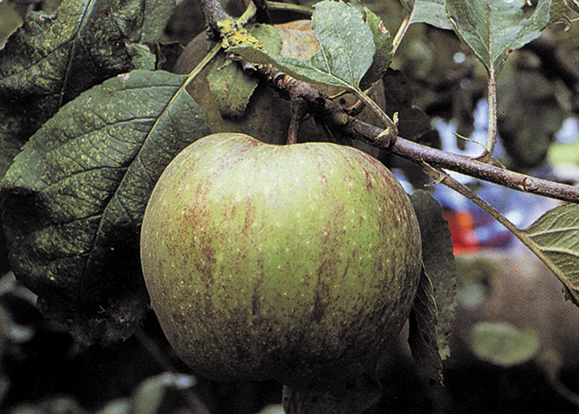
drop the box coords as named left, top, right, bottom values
left=140, top=133, right=422, bottom=390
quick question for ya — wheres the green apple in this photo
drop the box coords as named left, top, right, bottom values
left=140, top=133, right=422, bottom=390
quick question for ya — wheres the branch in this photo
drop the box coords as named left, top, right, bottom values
left=196, top=0, right=579, bottom=205
left=257, top=62, right=579, bottom=203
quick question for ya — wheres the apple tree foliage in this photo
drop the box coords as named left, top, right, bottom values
left=0, top=0, right=578, bottom=411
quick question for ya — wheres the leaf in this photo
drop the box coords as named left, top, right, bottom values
left=0, top=70, right=211, bottom=346
left=408, top=267, right=444, bottom=385
left=132, top=373, right=197, bottom=414
left=446, top=0, right=551, bottom=73
left=411, top=0, right=454, bottom=30
left=275, top=20, right=322, bottom=61
left=206, top=24, right=282, bottom=119
left=359, top=8, right=393, bottom=90
left=109, top=0, right=176, bottom=45
left=410, top=190, right=457, bottom=360
left=230, top=0, right=375, bottom=90
left=471, top=322, right=541, bottom=366
left=399, top=0, right=416, bottom=13
left=0, top=0, right=170, bottom=137
left=524, top=203, right=579, bottom=301
left=0, top=0, right=27, bottom=49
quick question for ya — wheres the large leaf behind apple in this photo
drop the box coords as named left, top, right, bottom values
left=0, top=70, right=211, bottom=346
left=408, top=190, right=457, bottom=385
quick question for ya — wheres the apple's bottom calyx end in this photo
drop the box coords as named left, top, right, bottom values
left=282, top=369, right=383, bottom=414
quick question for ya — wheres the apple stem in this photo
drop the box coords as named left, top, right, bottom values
left=287, top=98, right=309, bottom=145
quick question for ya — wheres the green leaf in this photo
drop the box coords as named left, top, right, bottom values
left=132, top=373, right=197, bottom=414
left=446, top=0, right=551, bottom=73
left=0, top=70, right=211, bottom=345
left=0, top=0, right=26, bottom=48
left=206, top=24, right=282, bottom=119
left=410, top=190, right=457, bottom=360
left=108, top=0, right=176, bottom=44
left=408, top=267, right=444, bottom=385
left=359, top=8, right=393, bottom=90
left=524, top=203, right=579, bottom=300
left=230, top=0, right=375, bottom=90
left=471, top=322, right=541, bottom=366
left=411, top=0, right=454, bottom=30
left=398, top=0, right=416, bottom=13
left=0, top=0, right=171, bottom=136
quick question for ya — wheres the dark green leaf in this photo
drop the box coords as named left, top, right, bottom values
left=0, top=0, right=171, bottom=137
left=359, top=8, right=393, bottom=90
left=408, top=267, right=443, bottom=385
left=398, top=0, right=415, bottom=13
left=126, top=43, right=157, bottom=71
left=1, top=70, right=211, bottom=345
left=206, top=55, right=258, bottom=119
left=471, top=322, right=541, bottom=366
left=524, top=203, right=579, bottom=301
left=252, top=23, right=283, bottom=55
left=0, top=111, right=26, bottom=181
left=107, top=0, right=176, bottom=44
left=410, top=190, right=457, bottom=360
left=446, top=0, right=551, bottom=73
left=411, top=0, right=453, bottom=30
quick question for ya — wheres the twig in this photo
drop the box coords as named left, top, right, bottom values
left=476, top=9, right=498, bottom=162
left=265, top=1, right=313, bottom=16
left=390, top=137, right=579, bottom=203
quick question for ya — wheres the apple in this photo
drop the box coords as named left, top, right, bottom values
left=140, top=133, right=422, bottom=391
